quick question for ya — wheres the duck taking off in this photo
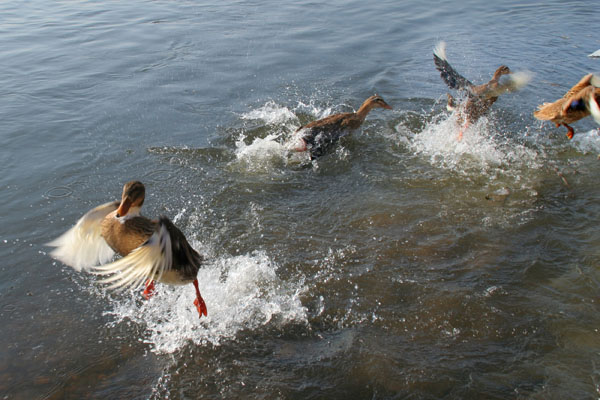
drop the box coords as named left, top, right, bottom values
left=534, top=73, right=600, bottom=139
left=292, top=94, right=392, bottom=159
left=47, top=181, right=208, bottom=318
left=433, top=41, right=531, bottom=140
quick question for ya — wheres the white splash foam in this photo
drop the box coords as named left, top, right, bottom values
left=407, top=112, right=539, bottom=174
left=233, top=133, right=290, bottom=170
left=570, top=128, right=600, bottom=154
left=105, top=250, right=307, bottom=353
left=240, top=101, right=298, bottom=125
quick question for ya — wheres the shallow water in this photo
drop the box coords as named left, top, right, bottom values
left=2, top=0, right=600, bottom=398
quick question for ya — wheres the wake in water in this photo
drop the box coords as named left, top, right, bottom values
left=104, top=248, right=307, bottom=354
left=232, top=101, right=344, bottom=170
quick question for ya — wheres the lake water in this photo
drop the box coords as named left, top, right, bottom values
left=2, top=0, right=600, bottom=398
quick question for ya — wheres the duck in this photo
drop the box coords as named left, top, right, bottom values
left=534, top=73, right=600, bottom=139
left=291, top=94, right=392, bottom=159
left=47, top=180, right=207, bottom=318
left=433, top=41, right=530, bottom=140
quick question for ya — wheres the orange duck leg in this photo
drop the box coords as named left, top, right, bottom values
left=193, top=279, right=208, bottom=318
left=563, top=123, right=575, bottom=139
left=142, top=279, right=155, bottom=300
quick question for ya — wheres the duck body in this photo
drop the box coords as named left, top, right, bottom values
left=534, top=74, right=600, bottom=139
left=100, top=213, right=201, bottom=286
left=48, top=181, right=207, bottom=318
left=433, top=41, right=529, bottom=138
left=294, top=95, right=392, bottom=159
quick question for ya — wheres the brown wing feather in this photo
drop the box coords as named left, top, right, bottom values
left=296, top=112, right=352, bottom=132
left=433, top=53, right=474, bottom=91
left=562, top=73, right=593, bottom=99
left=534, top=75, right=594, bottom=122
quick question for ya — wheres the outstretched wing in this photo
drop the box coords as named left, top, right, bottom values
left=433, top=41, right=473, bottom=91
left=562, top=73, right=593, bottom=99
left=92, top=222, right=173, bottom=291
left=47, top=201, right=119, bottom=271
left=480, top=71, right=533, bottom=99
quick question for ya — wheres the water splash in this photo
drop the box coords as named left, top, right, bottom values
left=570, top=128, right=600, bottom=155
left=240, top=100, right=298, bottom=126
left=232, top=101, right=323, bottom=170
left=233, top=132, right=290, bottom=171
left=105, top=250, right=307, bottom=354
left=406, top=112, right=541, bottom=175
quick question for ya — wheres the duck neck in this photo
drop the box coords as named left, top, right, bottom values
left=355, top=101, right=374, bottom=121
left=117, top=206, right=142, bottom=223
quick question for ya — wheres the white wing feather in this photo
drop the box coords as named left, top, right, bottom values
left=92, top=224, right=172, bottom=291
left=485, top=71, right=533, bottom=98
left=589, top=93, right=600, bottom=125
left=433, top=41, right=447, bottom=61
left=47, top=201, right=118, bottom=271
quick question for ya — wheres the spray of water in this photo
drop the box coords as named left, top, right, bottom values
left=105, top=249, right=307, bottom=354
left=406, top=111, right=542, bottom=176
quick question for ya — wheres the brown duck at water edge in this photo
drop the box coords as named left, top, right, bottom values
left=47, top=181, right=208, bottom=318
left=433, top=41, right=531, bottom=140
left=534, top=73, right=600, bottom=139
left=291, top=95, right=392, bottom=159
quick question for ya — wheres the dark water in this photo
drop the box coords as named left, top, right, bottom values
left=2, top=0, right=600, bottom=398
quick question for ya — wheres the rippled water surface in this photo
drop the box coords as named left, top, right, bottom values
left=2, top=1, right=600, bottom=398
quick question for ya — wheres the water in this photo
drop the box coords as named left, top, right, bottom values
left=2, top=0, right=600, bottom=398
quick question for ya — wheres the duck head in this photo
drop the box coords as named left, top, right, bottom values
left=365, top=94, right=393, bottom=110
left=492, top=65, right=511, bottom=80
left=116, top=181, right=145, bottom=218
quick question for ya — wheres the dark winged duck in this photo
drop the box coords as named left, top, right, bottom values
left=433, top=41, right=530, bottom=140
left=534, top=73, right=600, bottom=139
left=47, top=181, right=208, bottom=318
left=291, top=94, right=392, bottom=159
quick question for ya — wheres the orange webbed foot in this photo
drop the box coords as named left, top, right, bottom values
left=194, top=296, right=208, bottom=318
left=193, top=279, right=208, bottom=318
left=565, top=124, right=575, bottom=139
left=142, top=279, right=155, bottom=300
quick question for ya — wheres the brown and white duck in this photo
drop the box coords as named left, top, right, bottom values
left=534, top=73, right=600, bottom=139
left=47, top=180, right=207, bottom=318
left=433, top=41, right=530, bottom=140
left=291, top=94, right=392, bottom=159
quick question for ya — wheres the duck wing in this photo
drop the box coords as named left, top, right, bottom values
left=563, top=86, right=600, bottom=121
left=47, top=201, right=119, bottom=271
left=296, top=113, right=354, bottom=159
left=558, top=73, right=593, bottom=101
left=93, top=217, right=202, bottom=291
left=93, top=220, right=173, bottom=291
left=477, top=71, right=532, bottom=99
left=589, top=88, right=600, bottom=125
left=296, top=112, right=350, bottom=132
left=160, top=216, right=203, bottom=281
left=433, top=41, right=473, bottom=91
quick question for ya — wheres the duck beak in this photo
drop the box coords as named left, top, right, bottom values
left=381, top=102, right=393, bottom=110
left=116, top=197, right=132, bottom=217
